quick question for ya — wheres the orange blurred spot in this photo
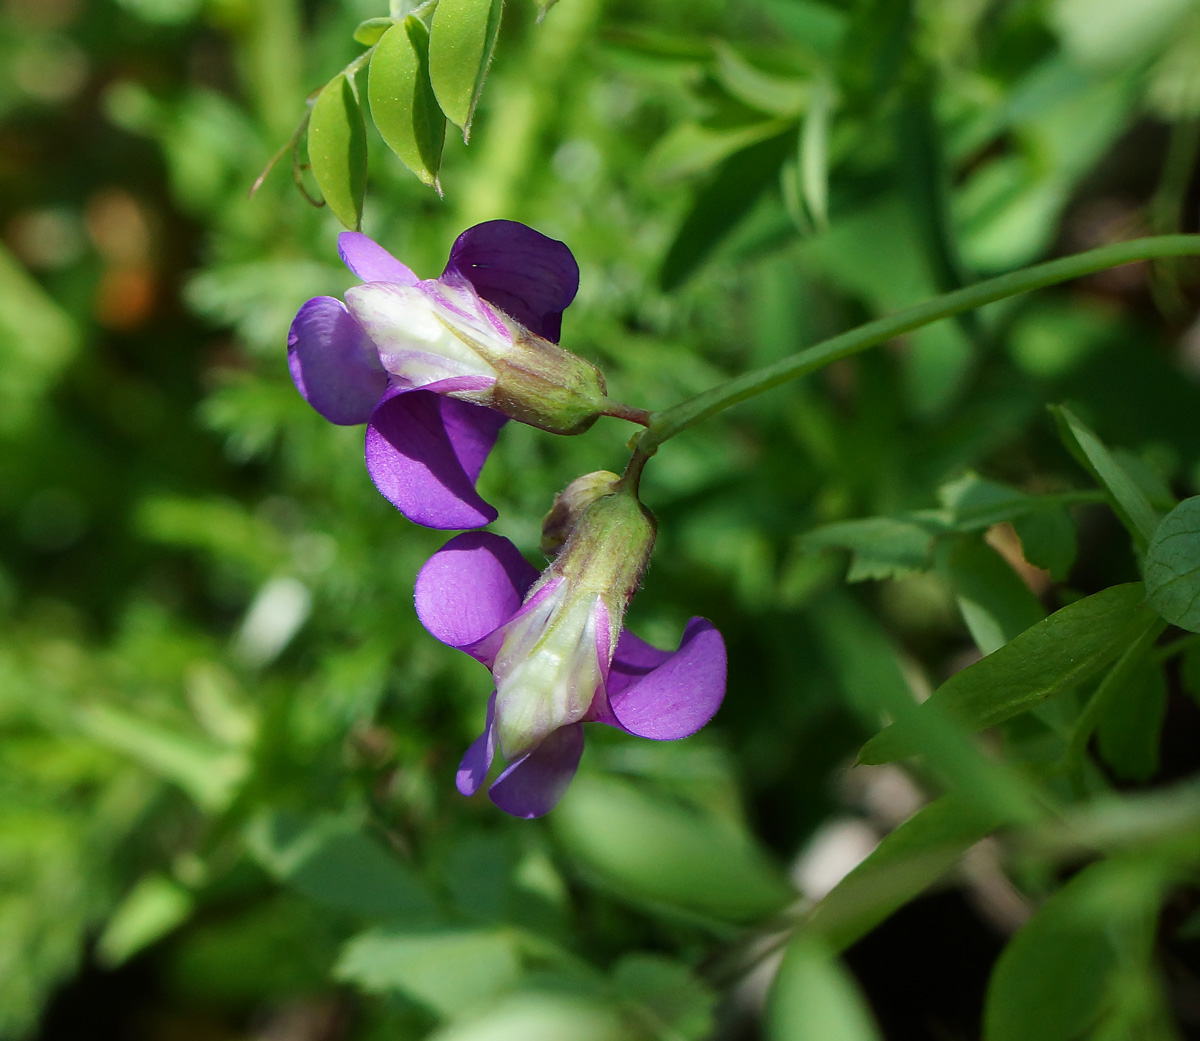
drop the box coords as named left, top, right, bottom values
left=94, top=266, right=155, bottom=329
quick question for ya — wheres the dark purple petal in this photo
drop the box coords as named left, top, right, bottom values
left=488, top=723, right=584, bottom=818
left=415, top=532, right=539, bottom=659
left=445, top=220, right=579, bottom=343
left=457, top=692, right=497, bottom=796
left=287, top=297, right=387, bottom=424
left=591, top=619, right=726, bottom=740
left=338, top=232, right=419, bottom=285
left=365, top=389, right=506, bottom=530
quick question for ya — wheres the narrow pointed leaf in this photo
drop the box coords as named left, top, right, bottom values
left=809, top=795, right=1006, bottom=953
left=860, top=583, right=1153, bottom=764
left=1051, top=405, right=1161, bottom=545
left=369, top=18, right=446, bottom=188
left=428, top=0, right=503, bottom=138
left=308, top=72, right=368, bottom=230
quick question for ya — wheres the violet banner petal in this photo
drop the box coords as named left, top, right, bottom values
left=488, top=723, right=585, bottom=819
left=445, top=220, right=579, bottom=343
left=287, top=296, right=388, bottom=425
left=602, top=618, right=726, bottom=740
left=338, top=231, right=419, bottom=285
left=365, top=389, right=504, bottom=530
left=456, top=692, right=497, bottom=796
left=415, top=531, right=539, bottom=657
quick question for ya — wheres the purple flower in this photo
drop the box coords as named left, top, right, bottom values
left=287, top=220, right=593, bottom=530
left=414, top=531, right=727, bottom=818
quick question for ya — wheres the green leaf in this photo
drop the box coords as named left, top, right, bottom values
left=646, top=120, right=792, bottom=184
left=1145, top=496, right=1200, bottom=631
left=711, top=41, right=809, bottom=116
left=768, top=934, right=882, bottom=1041
left=552, top=773, right=794, bottom=923
left=802, top=515, right=940, bottom=581
left=1051, top=405, right=1161, bottom=545
left=98, top=874, right=193, bottom=967
left=611, top=955, right=715, bottom=1041
left=336, top=929, right=521, bottom=1017
left=808, top=795, right=1005, bottom=952
left=860, top=583, right=1153, bottom=764
left=659, top=132, right=793, bottom=290
left=428, top=0, right=503, bottom=138
left=812, top=592, right=1038, bottom=823
left=78, top=704, right=247, bottom=811
left=246, top=811, right=439, bottom=923
left=308, top=71, right=368, bottom=230
left=836, top=0, right=913, bottom=109
left=941, top=537, right=1045, bottom=655
left=424, top=993, right=628, bottom=1041
left=1095, top=658, right=1167, bottom=782
left=938, top=474, right=1034, bottom=530
left=1012, top=507, right=1076, bottom=582
left=799, top=80, right=834, bottom=230
left=369, top=18, right=446, bottom=188
left=983, top=859, right=1167, bottom=1041
left=354, top=16, right=396, bottom=45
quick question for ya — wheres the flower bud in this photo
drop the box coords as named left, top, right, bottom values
left=540, top=470, right=621, bottom=556
left=491, top=481, right=656, bottom=759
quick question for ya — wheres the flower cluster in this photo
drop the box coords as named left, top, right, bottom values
left=289, top=221, right=725, bottom=817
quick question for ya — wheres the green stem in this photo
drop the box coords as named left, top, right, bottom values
left=636, top=235, right=1200, bottom=455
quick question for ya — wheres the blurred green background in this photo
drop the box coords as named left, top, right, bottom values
left=3, top=0, right=1200, bottom=1038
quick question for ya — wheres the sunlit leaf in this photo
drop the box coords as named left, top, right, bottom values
left=860, top=583, right=1153, bottom=763
left=428, top=0, right=503, bottom=138
left=1145, top=496, right=1200, bottom=631
left=369, top=18, right=446, bottom=188
left=711, top=41, right=808, bottom=116
left=424, top=992, right=628, bottom=1041
left=307, top=72, right=368, bottom=230
left=768, top=934, right=882, bottom=1041
left=552, top=773, right=795, bottom=923
left=98, top=874, right=193, bottom=967
left=336, top=929, right=521, bottom=1017
left=79, top=704, right=247, bottom=811
left=354, top=16, right=396, bottom=45
left=246, top=811, right=439, bottom=923
left=799, top=79, right=833, bottom=229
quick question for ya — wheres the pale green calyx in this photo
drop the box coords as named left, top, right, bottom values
left=477, top=324, right=611, bottom=436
